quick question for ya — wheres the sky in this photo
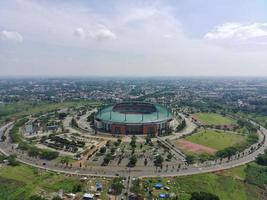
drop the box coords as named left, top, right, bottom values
left=1, top=0, right=267, bottom=77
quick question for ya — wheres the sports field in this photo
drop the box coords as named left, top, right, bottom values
left=184, top=129, right=246, bottom=151
left=194, top=113, right=236, bottom=125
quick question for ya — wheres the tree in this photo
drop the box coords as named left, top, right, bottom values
left=99, top=146, right=106, bottom=154
left=72, top=184, right=82, bottom=193
left=102, top=153, right=112, bottom=165
left=144, top=158, right=148, bottom=166
left=256, top=151, right=267, bottom=166
left=186, top=155, right=195, bottom=164
left=52, top=197, right=63, bottom=200
left=28, top=147, right=40, bottom=157
left=40, top=150, right=59, bottom=160
left=1, top=135, right=6, bottom=141
left=128, top=155, right=137, bottom=167
left=71, top=118, right=78, bottom=128
left=58, top=112, right=67, bottom=120
left=60, top=156, right=71, bottom=166
left=110, top=177, right=124, bottom=195
left=29, top=195, right=47, bottom=200
left=167, top=153, right=173, bottom=161
left=111, top=147, right=116, bottom=154
left=154, top=155, right=164, bottom=167
left=130, top=136, right=137, bottom=149
left=7, top=154, right=19, bottom=166
left=190, top=192, right=219, bottom=200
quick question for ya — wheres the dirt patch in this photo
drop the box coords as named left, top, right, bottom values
left=177, top=139, right=217, bottom=154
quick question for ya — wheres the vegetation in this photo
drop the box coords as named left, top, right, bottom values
left=245, top=163, right=267, bottom=189
left=194, top=113, right=236, bottom=125
left=176, top=118, right=186, bottom=132
left=190, top=192, right=219, bottom=200
left=185, top=129, right=247, bottom=151
left=255, top=149, right=267, bottom=166
left=128, top=155, right=137, bottom=167
left=142, top=164, right=263, bottom=200
left=0, top=100, right=99, bottom=126
left=110, top=177, right=124, bottom=195
left=9, top=117, right=29, bottom=143
left=0, top=164, right=81, bottom=200
left=70, top=118, right=78, bottom=128
left=154, top=155, right=164, bottom=167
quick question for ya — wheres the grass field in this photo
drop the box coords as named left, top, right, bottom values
left=194, top=113, right=236, bottom=125
left=184, top=129, right=247, bottom=151
left=142, top=165, right=262, bottom=200
left=0, top=165, right=81, bottom=200
left=0, top=164, right=113, bottom=200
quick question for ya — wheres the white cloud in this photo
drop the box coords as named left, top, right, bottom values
left=204, top=22, right=267, bottom=40
left=74, top=26, right=116, bottom=41
left=0, top=30, right=23, bottom=42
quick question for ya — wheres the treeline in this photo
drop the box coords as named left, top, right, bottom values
left=18, top=141, right=59, bottom=160
left=237, top=119, right=257, bottom=133
left=176, top=119, right=186, bottom=132
left=215, top=133, right=258, bottom=159
left=87, top=112, right=95, bottom=123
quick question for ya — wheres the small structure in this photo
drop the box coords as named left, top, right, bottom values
left=154, top=183, right=164, bottom=189
left=96, top=182, right=103, bottom=191
left=159, top=193, right=170, bottom=198
left=83, top=193, right=94, bottom=200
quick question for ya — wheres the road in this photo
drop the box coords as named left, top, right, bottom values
left=0, top=121, right=267, bottom=179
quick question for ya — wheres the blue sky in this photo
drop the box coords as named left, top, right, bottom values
left=1, top=0, right=267, bottom=76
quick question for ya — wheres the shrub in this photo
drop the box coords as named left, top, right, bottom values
left=190, top=191, right=219, bottom=200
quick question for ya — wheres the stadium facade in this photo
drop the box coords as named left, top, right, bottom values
left=94, top=102, right=172, bottom=136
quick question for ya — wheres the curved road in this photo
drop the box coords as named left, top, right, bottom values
left=0, top=121, right=267, bottom=179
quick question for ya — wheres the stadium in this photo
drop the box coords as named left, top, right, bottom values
left=94, top=102, right=173, bottom=136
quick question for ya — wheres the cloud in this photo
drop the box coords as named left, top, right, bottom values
left=0, top=30, right=23, bottom=42
left=74, top=25, right=117, bottom=41
left=204, top=22, right=267, bottom=40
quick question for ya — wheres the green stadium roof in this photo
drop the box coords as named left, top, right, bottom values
left=95, top=104, right=172, bottom=124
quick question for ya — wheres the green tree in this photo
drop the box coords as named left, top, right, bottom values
left=99, top=146, right=106, bottom=154
left=128, top=155, right=137, bottom=167
left=110, top=177, right=124, bottom=195
left=154, top=155, right=164, bottom=167
left=186, top=155, right=195, bottom=164
left=8, top=154, right=19, bottom=166
left=29, top=195, right=47, bottom=200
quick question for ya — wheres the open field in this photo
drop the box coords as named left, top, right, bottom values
left=142, top=164, right=264, bottom=200
left=176, top=139, right=217, bottom=154
left=184, top=129, right=247, bottom=151
left=194, top=113, right=236, bottom=125
left=0, top=164, right=112, bottom=200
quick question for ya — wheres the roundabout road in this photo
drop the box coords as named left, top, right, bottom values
left=0, top=121, right=266, bottom=179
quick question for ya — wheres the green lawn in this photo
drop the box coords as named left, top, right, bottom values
left=194, top=113, right=236, bottom=125
left=185, top=129, right=247, bottom=150
left=142, top=165, right=261, bottom=200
